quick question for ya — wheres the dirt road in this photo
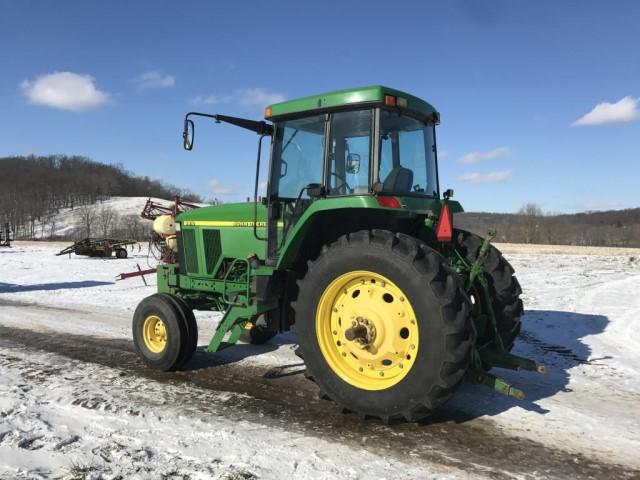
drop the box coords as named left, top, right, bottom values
left=1, top=300, right=637, bottom=480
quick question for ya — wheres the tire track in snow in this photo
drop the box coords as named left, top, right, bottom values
left=0, top=320, right=638, bottom=480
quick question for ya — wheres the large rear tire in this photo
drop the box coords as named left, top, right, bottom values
left=454, top=229, right=523, bottom=350
left=293, top=230, right=473, bottom=422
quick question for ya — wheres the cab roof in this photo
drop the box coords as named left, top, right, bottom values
left=265, top=85, right=439, bottom=122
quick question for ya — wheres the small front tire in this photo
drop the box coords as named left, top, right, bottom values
left=133, top=294, right=187, bottom=371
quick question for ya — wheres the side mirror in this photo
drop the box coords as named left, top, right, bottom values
left=183, top=119, right=195, bottom=150
left=346, top=153, right=361, bottom=174
left=443, top=188, right=454, bottom=200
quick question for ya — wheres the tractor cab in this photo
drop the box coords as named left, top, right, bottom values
left=182, top=86, right=450, bottom=266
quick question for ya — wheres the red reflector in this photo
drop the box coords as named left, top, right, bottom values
left=384, top=95, right=397, bottom=106
left=436, top=203, right=453, bottom=242
left=376, top=196, right=401, bottom=208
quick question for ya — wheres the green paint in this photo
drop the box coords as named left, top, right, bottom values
left=207, top=306, right=252, bottom=353
left=267, top=85, right=438, bottom=120
left=139, top=85, right=542, bottom=403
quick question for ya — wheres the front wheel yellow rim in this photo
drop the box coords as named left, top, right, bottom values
left=316, top=270, right=419, bottom=390
left=142, top=315, right=167, bottom=353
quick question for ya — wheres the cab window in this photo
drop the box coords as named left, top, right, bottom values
left=327, top=109, right=372, bottom=195
left=272, top=114, right=325, bottom=199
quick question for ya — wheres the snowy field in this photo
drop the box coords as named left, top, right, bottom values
left=1, top=241, right=640, bottom=479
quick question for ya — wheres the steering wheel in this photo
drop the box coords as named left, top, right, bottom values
left=329, top=172, right=352, bottom=194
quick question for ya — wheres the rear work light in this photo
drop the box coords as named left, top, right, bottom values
left=264, top=106, right=272, bottom=118
left=384, top=95, right=397, bottom=106
left=384, top=95, right=408, bottom=108
left=376, top=196, right=402, bottom=208
left=435, top=203, right=453, bottom=242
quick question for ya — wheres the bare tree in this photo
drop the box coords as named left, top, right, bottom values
left=518, top=203, right=544, bottom=243
left=121, top=214, right=148, bottom=240
left=48, top=215, right=57, bottom=239
left=75, top=204, right=97, bottom=238
left=97, top=206, right=119, bottom=237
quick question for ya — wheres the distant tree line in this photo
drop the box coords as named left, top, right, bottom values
left=0, top=155, right=201, bottom=239
left=457, top=203, right=640, bottom=248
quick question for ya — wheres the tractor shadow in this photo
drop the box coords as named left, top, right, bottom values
left=431, top=309, right=610, bottom=424
left=0, top=281, right=113, bottom=293
left=184, top=331, right=304, bottom=377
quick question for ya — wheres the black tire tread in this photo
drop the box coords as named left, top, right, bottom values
left=453, top=229, right=523, bottom=349
left=132, top=293, right=187, bottom=371
left=293, top=229, right=473, bottom=422
left=157, top=293, right=198, bottom=368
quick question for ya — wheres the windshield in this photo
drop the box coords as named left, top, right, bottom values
left=271, top=114, right=325, bottom=199
left=378, top=109, right=438, bottom=197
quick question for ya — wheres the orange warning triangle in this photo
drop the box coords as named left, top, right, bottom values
left=436, top=203, right=453, bottom=242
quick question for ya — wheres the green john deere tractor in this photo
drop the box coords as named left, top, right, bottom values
left=132, top=86, right=544, bottom=422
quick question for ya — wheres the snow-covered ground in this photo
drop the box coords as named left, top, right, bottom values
left=1, top=242, right=639, bottom=478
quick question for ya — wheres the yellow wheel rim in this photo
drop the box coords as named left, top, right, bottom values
left=142, top=315, right=168, bottom=353
left=316, top=270, right=419, bottom=390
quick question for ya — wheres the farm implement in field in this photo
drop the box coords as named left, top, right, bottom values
left=57, top=238, right=138, bottom=258
left=131, top=86, right=544, bottom=422
left=141, top=196, right=201, bottom=264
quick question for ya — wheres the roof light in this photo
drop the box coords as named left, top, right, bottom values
left=384, top=95, right=397, bottom=107
left=397, top=97, right=408, bottom=108
left=435, top=203, right=453, bottom=242
left=264, top=107, right=272, bottom=118
left=376, top=196, right=402, bottom=208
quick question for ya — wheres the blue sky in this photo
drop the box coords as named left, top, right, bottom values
left=1, top=1, right=639, bottom=213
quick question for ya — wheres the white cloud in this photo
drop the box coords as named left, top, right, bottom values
left=438, top=150, right=450, bottom=160
left=190, top=94, right=233, bottom=105
left=132, top=71, right=175, bottom=89
left=458, top=146, right=511, bottom=164
left=573, top=96, right=639, bottom=126
left=191, top=88, right=285, bottom=108
left=457, top=171, right=512, bottom=183
left=237, top=88, right=285, bottom=107
left=21, top=72, right=109, bottom=111
left=208, top=179, right=236, bottom=196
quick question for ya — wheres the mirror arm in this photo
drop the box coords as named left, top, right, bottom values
left=185, top=112, right=273, bottom=136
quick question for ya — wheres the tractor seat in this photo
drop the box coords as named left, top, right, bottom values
left=383, top=167, right=413, bottom=193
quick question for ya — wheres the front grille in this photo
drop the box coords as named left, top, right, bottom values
left=202, top=229, right=222, bottom=274
left=182, top=228, right=199, bottom=274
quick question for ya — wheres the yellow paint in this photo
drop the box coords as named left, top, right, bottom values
left=142, top=315, right=167, bottom=353
left=182, top=220, right=284, bottom=227
left=315, top=271, right=419, bottom=390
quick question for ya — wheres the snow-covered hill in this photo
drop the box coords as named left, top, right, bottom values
left=32, top=196, right=181, bottom=239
